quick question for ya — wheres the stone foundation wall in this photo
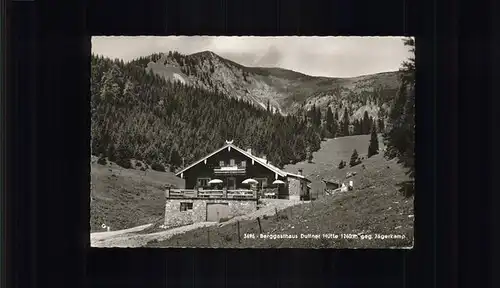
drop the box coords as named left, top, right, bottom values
left=163, top=200, right=196, bottom=228
left=164, top=199, right=257, bottom=227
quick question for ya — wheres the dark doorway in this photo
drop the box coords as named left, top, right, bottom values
left=227, top=177, right=236, bottom=190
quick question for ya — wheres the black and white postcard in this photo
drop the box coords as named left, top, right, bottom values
left=90, top=36, right=415, bottom=249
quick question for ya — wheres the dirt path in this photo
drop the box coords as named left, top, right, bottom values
left=91, top=223, right=153, bottom=242
left=91, top=222, right=219, bottom=247
left=91, top=199, right=305, bottom=248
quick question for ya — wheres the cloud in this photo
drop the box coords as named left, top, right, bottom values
left=91, top=36, right=413, bottom=77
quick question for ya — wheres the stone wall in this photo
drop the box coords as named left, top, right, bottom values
left=164, top=199, right=257, bottom=227
left=164, top=200, right=196, bottom=228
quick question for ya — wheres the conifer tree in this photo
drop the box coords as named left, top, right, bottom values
left=331, top=119, right=337, bottom=138
left=363, top=111, right=371, bottom=134
left=99, top=65, right=123, bottom=101
left=368, top=125, right=379, bottom=158
left=377, top=118, right=385, bottom=133
left=115, top=144, right=132, bottom=168
left=326, top=106, right=333, bottom=123
left=169, top=147, right=182, bottom=168
left=338, top=160, right=346, bottom=169
left=308, top=105, right=316, bottom=125
left=107, top=144, right=116, bottom=162
left=383, top=37, right=415, bottom=195
left=307, top=152, right=313, bottom=163
left=325, top=106, right=337, bottom=137
left=349, top=149, right=361, bottom=167
left=342, top=107, right=350, bottom=136
left=95, top=129, right=109, bottom=156
left=317, top=107, right=322, bottom=127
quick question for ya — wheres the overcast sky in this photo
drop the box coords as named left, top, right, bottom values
left=91, top=36, right=413, bottom=78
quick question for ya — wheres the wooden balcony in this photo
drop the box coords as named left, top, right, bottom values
left=166, top=188, right=257, bottom=199
left=213, top=165, right=246, bottom=175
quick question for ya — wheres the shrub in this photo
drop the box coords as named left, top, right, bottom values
left=97, top=157, right=107, bottom=165
left=151, top=163, right=166, bottom=172
left=116, top=158, right=132, bottom=169
left=338, top=160, right=346, bottom=169
left=278, top=214, right=289, bottom=220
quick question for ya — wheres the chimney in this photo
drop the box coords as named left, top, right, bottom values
left=298, top=168, right=303, bottom=176
left=246, top=148, right=252, bottom=155
left=262, top=155, right=267, bottom=163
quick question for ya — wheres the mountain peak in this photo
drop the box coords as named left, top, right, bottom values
left=141, top=50, right=401, bottom=119
left=190, top=50, right=218, bottom=58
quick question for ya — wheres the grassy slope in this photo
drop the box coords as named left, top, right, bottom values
left=90, top=161, right=185, bottom=232
left=285, top=134, right=385, bottom=198
left=146, top=135, right=414, bottom=248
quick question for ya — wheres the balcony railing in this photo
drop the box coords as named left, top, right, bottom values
left=213, top=165, right=246, bottom=175
left=166, top=188, right=257, bottom=199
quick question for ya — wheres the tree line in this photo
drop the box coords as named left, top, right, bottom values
left=382, top=37, right=415, bottom=196
left=304, top=104, right=385, bottom=140
left=130, top=50, right=391, bottom=142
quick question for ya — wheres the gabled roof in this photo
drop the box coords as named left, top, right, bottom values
left=287, top=172, right=311, bottom=182
left=175, top=142, right=310, bottom=181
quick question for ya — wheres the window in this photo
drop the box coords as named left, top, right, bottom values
left=230, top=159, right=235, bottom=166
left=197, top=178, right=211, bottom=187
left=180, top=202, right=193, bottom=211
left=241, top=160, right=246, bottom=168
left=255, top=178, right=268, bottom=190
left=219, top=160, right=225, bottom=167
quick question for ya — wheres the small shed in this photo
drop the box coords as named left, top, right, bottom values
left=322, top=179, right=341, bottom=190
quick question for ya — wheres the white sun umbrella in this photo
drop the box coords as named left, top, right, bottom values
left=272, top=179, right=285, bottom=185
left=242, top=178, right=258, bottom=184
left=208, top=179, right=223, bottom=184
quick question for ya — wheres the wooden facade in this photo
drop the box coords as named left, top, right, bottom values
left=173, top=141, right=310, bottom=200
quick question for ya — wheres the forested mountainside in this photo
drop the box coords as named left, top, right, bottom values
left=91, top=55, right=322, bottom=171
left=130, top=51, right=402, bottom=123
left=91, top=47, right=406, bottom=172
